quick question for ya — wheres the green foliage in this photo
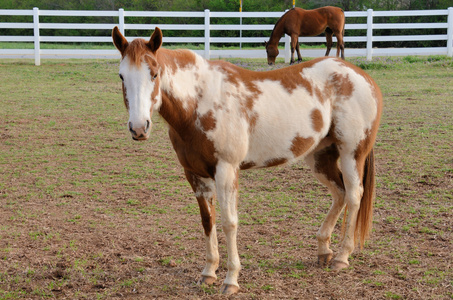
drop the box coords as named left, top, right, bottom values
left=0, top=0, right=451, bottom=48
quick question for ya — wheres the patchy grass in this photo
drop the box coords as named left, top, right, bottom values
left=0, top=55, right=452, bottom=299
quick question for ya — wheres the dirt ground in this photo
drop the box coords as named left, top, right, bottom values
left=1, top=57, right=452, bottom=299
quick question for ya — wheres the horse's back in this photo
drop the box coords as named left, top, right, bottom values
left=289, top=6, right=344, bottom=35
left=238, top=57, right=381, bottom=168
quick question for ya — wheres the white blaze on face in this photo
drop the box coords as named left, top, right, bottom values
left=119, top=57, right=155, bottom=129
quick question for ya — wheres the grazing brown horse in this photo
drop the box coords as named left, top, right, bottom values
left=112, top=27, right=382, bottom=295
left=265, top=6, right=345, bottom=65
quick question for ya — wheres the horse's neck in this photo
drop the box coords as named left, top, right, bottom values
left=156, top=49, right=205, bottom=134
left=269, top=17, right=286, bottom=44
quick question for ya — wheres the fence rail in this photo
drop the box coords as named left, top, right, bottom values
left=0, top=7, right=452, bottom=65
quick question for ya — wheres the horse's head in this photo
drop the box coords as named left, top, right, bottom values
left=264, top=41, right=279, bottom=65
left=112, top=26, right=163, bottom=141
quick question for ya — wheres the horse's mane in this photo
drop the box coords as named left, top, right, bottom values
left=269, top=8, right=295, bottom=40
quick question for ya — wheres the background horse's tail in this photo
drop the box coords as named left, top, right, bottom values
left=342, top=148, right=375, bottom=249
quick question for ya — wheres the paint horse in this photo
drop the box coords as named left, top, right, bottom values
left=112, top=26, right=382, bottom=295
left=265, top=6, right=345, bottom=65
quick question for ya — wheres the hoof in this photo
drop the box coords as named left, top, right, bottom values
left=330, top=260, right=349, bottom=271
left=198, top=275, right=216, bottom=285
left=220, top=284, right=239, bottom=295
left=318, top=253, right=333, bottom=267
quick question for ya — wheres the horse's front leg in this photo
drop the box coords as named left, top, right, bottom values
left=184, top=170, right=219, bottom=285
left=215, top=161, right=240, bottom=295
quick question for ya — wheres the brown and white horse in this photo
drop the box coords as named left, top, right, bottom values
left=112, top=27, right=382, bottom=295
left=265, top=6, right=345, bottom=65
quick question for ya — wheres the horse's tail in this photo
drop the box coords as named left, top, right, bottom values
left=356, top=148, right=375, bottom=248
left=341, top=148, right=375, bottom=249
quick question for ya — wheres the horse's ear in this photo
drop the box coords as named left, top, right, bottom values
left=112, top=26, right=128, bottom=56
left=147, top=27, right=163, bottom=53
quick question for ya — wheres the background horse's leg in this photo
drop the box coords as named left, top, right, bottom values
left=184, top=170, right=219, bottom=285
left=334, top=30, right=345, bottom=59
left=290, top=34, right=299, bottom=64
left=295, top=41, right=303, bottom=63
left=305, top=143, right=345, bottom=266
left=325, top=28, right=333, bottom=56
left=215, top=161, right=240, bottom=294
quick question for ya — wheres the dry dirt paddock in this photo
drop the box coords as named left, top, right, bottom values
left=0, top=56, right=452, bottom=299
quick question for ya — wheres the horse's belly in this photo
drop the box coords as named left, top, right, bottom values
left=241, top=124, right=323, bottom=169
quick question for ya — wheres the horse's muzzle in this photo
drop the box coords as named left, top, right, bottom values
left=129, top=120, right=151, bottom=141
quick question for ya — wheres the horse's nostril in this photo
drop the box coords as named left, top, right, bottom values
left=128, top=122, right=137, bottom=136
left=145, top=120, right=150, bottom=133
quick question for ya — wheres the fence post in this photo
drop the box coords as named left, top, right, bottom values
left=284, top=34, right=291, bottom=63
left=33, top=7, right=40, bottom=66
left=366, top=9, right=373, bottom=61
left=204, top=9, right=210, bottom=60
left=447, top=7, right=453, bottom=57
left=119, top=8, right=125, bottom=35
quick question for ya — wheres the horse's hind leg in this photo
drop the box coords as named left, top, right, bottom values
left=335, top=30, right=345, bottom=59
left=295, top=40, right=302, bottom=63
left=325, top=28, right=333, bottom=56
left=305, top=143, right=345, bottom=266
left=184, top=170, right=219, bottom=285
left=331, top=145, right=374, bottom=271
left=290, top=34, right=299, bottom=64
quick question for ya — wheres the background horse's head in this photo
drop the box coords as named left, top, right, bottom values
left=112, top=26, right=163, bottom=141
left=264, top=41, right=279, bottom=65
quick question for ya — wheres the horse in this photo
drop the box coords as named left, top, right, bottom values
left=112, top=26, right=382, bottom=295
left=265, top=6, right=345, bottom=65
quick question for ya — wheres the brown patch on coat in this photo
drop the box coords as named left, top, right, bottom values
left=264, top=158, right=288, bottom=167
left=240, top=161, right=256, bottom=170
left=290, top=135, right=315, bottom=157
left=184, top=171, right=216, bottom=237
left=311, top=109, right=323, bottom=132
left=199, top=110, right=216, bottom=132
left=314, top=144, right=344, bottom=189
left=158, top=48, right=198, bottom=77
left=330, top=72, right=354, bottom=99
left=122, top=83, right=129, bottom=109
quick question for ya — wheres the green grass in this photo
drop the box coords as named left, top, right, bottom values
left=0, top=55, right=452, bottom=299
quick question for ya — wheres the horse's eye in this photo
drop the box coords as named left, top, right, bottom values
left=119, top=74, right=124, bottom=81
left=152, top=74, right=158, bottom=80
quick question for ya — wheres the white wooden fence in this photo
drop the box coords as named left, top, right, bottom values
left=0, top=7, right=452, bottom=65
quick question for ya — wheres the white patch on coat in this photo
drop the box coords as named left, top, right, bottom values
left=242, top=79, right=330, bottom=166
left=160, top=52, right=206, bottom=111
left=302, top=59, right=378, bottom=152
left=195, top=64, right=253, bottom=165
left=120, top=56, right=155, bottom=128
left=194, top=176, right=216, bottom=201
